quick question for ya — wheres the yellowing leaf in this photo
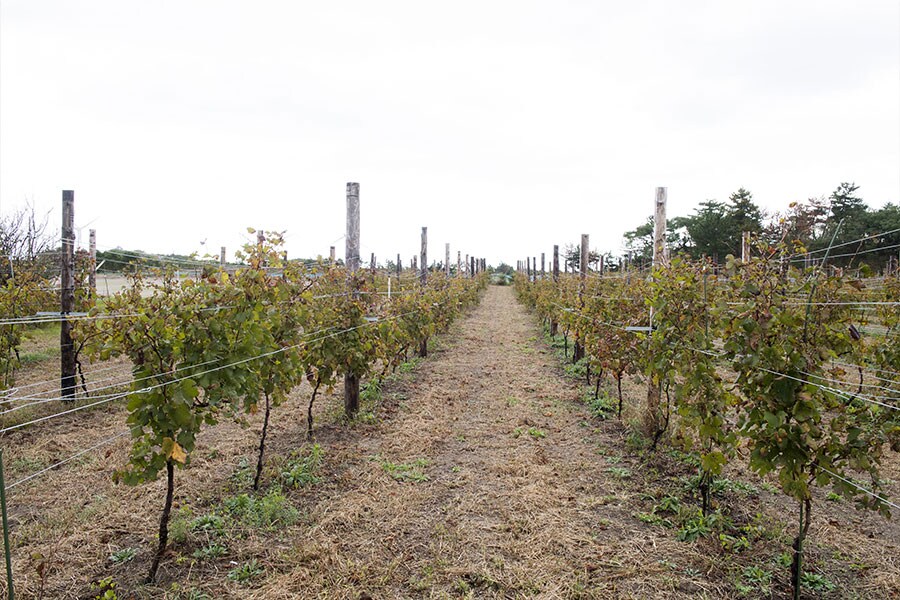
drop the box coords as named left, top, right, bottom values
left=163, top=437, right=188, bottom=464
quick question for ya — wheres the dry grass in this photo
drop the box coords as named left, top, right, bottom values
left=0, top=286, right=897, bottom=599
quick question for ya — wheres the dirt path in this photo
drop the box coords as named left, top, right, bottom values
left=251, top=285, right=697, bottom=599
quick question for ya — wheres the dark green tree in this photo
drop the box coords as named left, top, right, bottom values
left=726, top=187, right=763, bottom=255
left=684, top=200, right=733, bottom=261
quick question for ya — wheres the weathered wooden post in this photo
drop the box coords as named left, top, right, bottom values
left=60, top=191, right=76, bottom=401
left=329, top=246, right=336, bottom=264
left=445, top=243, right=450, bottom=276
left=541, top=252, right=545, bottom=280
left=88, top=229, right=97, bottom=298
left=370, top=252, right=376, bottom=285
left=457, top=251, right=462, bottom=278
left=344, top=183, right=361, bottom=416
left=220, top=246, right=226, bottom=267
left=257, top=230, right=265, bottom=268
left=646, top=187, right=668, bottom=436
left=419, top=227, right=428, bottom=357
left=420, top=228, right=428, bottom=285
left=573, top=234, right=588, bottom=362
left=397, top=253, right=401, bottom=278
left=550, top=245, right=560, bottom=336
left=741, top=231, right=751, bottom=263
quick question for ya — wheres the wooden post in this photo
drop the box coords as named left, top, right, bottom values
left=573, top=234, right=588, bottom=362
left=257, top=230, right=265, bottom=261
left=88, top=229, right=97, bottom=298
left=420, top=227, right=428, bottom=285
left=599, top=254, right=604, bottom=277
left=471, top=256, right=475, bottom=277
left=457, top=251, right=462, bottom=278
left=370, top=252, right=376, bottom=285
left=419, top=227, right=428, bottom=357
left=329, top=246, right=336, bottom=264
left=652, top=187, right=668, bottom=267
left=412, top=255, right=417, bottom=272
left=60, top=190, right=76, bottom=401
left=220, top=246, right=226, bottom=267
left=344, top=182, right=361, bottom=417
left=541, top=252, right=545, bottom=280
left=741, top=231, right=751, bottom=263
left=550, top=245, right=559, bottom=336
left=445, top=243, right=450, bottom=276
left=646, top=187, right=667, bottom=436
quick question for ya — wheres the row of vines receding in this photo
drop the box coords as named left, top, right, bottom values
left=0, top=231, right=489, bottom=584
left=515, top=238, right=898, bottom=598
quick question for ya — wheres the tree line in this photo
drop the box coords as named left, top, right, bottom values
left=623, top=183, right=900, bottom=272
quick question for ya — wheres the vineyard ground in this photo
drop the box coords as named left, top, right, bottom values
left=1, top=286, right=898, bottom=599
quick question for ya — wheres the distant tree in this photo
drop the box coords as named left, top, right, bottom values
left=684, top=200, right=733, bottom=262
left=563, top=243, right=600, bottom=271
left=623, top=217, right=693, bottom=264
left=495, top=262, right=514, bottom=276
left=725, top=187, right=763, bottom=255
left=0, top=203, right=55, bottom=282
left=829, top=182, right=867, bottom=222
left=825, top=182, right=869, bottom=249
left=767, top=196, right=829, bottom=247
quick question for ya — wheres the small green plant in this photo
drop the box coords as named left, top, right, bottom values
left=759, top=482, right=779, bottom=494
left=229, top=458, right=254, bottom=487
left=505, top=396, right=520, bottom=407
left=192, top=542, right=228, bottom=560
left=280, top=444, right=324, bottom=488
left=169, top=506, right=194, bottom=543
left=655, top=496, right=681, bottom=513
left=227, top=559, right=264, bottom=584
left=360, top=379, right=382, bottom=403
left=635, top=512, right=671, bottom=527
left=224, top=490, right=299, bottom=530
left=92, top=577, right=118, bottom=600
left=606, top=467, right=632, bottom=479
left=379, top=457, right=430, bottom=483
left=109, top=547, right=137, bottom=564
left=191, top=513, right=226, bottom=537
left=587, top=391, right=616, bottom=419
left=800, top=572, right=835, bottom=592
left=527, top=427, right=546, bottom=439
left=398, top=357, right=422, bottom=373
left=826, top=492, right=843, bottom=502
left=719, top=533, right=751, bottom=553
left=736, top=565, right=772, bottom=595
left=676, top=510, right=724, bottom=542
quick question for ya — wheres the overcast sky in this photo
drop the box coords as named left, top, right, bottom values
left=1, top=1, right=898, bottom=266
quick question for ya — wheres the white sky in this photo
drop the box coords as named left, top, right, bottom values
left=1, top=0, right=898, bottom=266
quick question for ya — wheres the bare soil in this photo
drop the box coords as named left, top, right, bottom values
left=1, top=285, right=897, bottom=599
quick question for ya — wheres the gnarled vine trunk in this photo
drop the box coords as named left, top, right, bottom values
left=253, top=391, right=271, bottom=491
left=147, top=459, right=175, bottom=583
